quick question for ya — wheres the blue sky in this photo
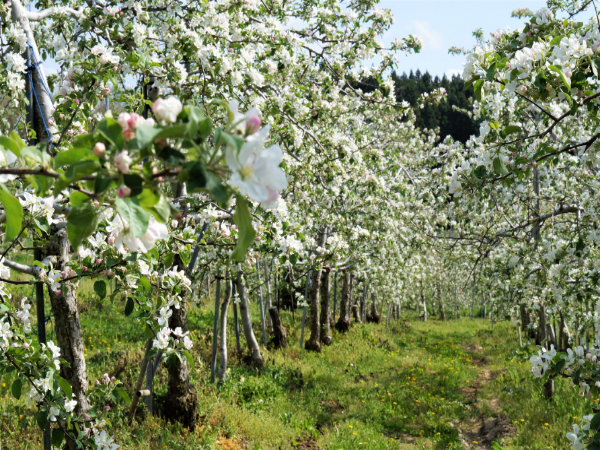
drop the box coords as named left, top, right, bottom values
left=378, top=0, right=583, bottom=78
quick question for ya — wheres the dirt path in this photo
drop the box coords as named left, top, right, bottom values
left=451, top=346, right=515, bottom=449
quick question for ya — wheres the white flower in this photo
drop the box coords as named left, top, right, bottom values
left=114, top=217, right=168, bottom=254
left=153, top=328, right=170, bottom=350
left=152, top=97, right=182, bottom=124
left=172, top=327, right=188, bottom=338
left=567, top=424, right=585, bottom=450
left=157, top=307, right=172, bottom=326
left=226, top=125, right=287, bottom=209
left=64, top=399, right=77, bottom=412
left=183, top=335, right=193, bottom=350
left=113, top=150, right=132, bottom=174
left=94, top=430, right=120, bottom=450
left=48, top=406, right=60, bottom=422
left=0, top=320, right=13, bottom=347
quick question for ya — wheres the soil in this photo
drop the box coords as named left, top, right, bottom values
left=452, top=352, right=516, bottom=450
left=294, top=434, right=319, bottom=449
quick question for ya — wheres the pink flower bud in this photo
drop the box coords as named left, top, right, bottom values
left=23, top=343, right=29, bottom=350
left=117, top=185, right=131, bottom=198
left=93, top=200, right=100, bottom=208
left=114, top=150, right=132, bottom=174
left=56, top=290, right=62, bottom=295
left=246, top=115, right=261, bottom=135
left=68, top=129, right=74, bottom=136
left=83, top=266, right=88, bottom=271
left=59, top=113, right=65, bottom=119
left=108, top=236, right=115, bottom=245
left=111, top=376, right=116, bottom=382
left=61, top=271, right=67, bottom=278
left=74, top=98, right=80, bottom=105
left=93, top=142, right=106, bottom=157
left=96, top=258, right=102, bottom=264
left=101, top=270, right=108, bottom=276
left=48, top=119, right=54, bottom=126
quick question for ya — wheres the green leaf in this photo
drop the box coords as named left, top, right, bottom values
left=485, top=62, right=497, bottom=82
left=549, top=35, right=564, bottom=46
left=128, top=125, right=161, bottom=150
left=123, top=174, right=145, bottom=197
left=33, top=216, right=50, bottom=234
left=51, top=429, right=64, bottom=447
left=27, top=174, right=53, bottom=196
left=67, top=215, right=99, bottom=249
left=139, top=190, right=170, bottom=223
left=158, top=147, right=185, bottom=165
left=501, top=125, right=521, bottom=138
left=591, top=412, right=600, bottom=432
left=11, top=378, right=22, bottom=400
left=67, top=202, right=96, bottom=228
left=0, top=136, right=21, bottom=156
left=474, top=79, right=484, bottom=102
left=57, top=376, right=73, bottom=399
left=125, top=297, right=134, bottom=316
left=98, top=117, right=124, bottom=151
left=231, top=195, right=256, bottom=261
left=549, top=65, right=570, bottom=89
left=54, top=148, right=94, bottom=168
left=115, top=386, right=131, bottom=404
left=592, top=58, right=600, bottom=79
left=139, top=276, right=151, bottom=293
left=490, top=442, right=503, bottom=450
left=94, top=174, right=113, bottom=195
left=35, top=410, right=48, bottom=431
left=0, top=184, right=23, bottom=241
left=115, top=197, right=150, bottom=238
left=182, top=349, right=194, bottom=370
left=94, top=280, right=107, bottom=300
left=70, top=191, right=89, bottom=207
left=163, top=252, right=174, bottom=270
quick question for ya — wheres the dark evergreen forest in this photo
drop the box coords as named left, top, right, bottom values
left=391, top=70, right=478, bottom=143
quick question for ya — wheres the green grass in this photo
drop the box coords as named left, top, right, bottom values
left=0, top=288, right=594, bottom=449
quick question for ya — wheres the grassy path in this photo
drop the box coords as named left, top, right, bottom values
left=0, top=298, right=595, bottom=449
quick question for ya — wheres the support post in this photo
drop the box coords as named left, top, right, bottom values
left=232, top=283, right=241, bottom=353
left=210, top=275, right=221, bottom=384
left=34, top=248, right=51, bottom=450
left=332, top=272, right=338, bottom=322
left=256, top=260, right=268, bottom=347
left=300, top=257, right=312, bottom=348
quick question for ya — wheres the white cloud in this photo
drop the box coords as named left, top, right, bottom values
left=411, top=20, right=444, bottom=51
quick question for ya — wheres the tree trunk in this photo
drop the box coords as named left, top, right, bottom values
left=421, top=293, right=427, bottom=322
left=366, top=293, right=380, bottom=323
left=263, top=260, right=274, bottom=333
left=164, top=255, right=198, bottom=429
left=438, top=301, right=446, bottom=321
left=386, top=304, right=392, bottom=325
left=544, top=376, right=555, bottom=399
left=268, top=307, right=287, bottom=349
left=305, top=229, right=327, bottom=352
left=12, top=0, right=57, bottom=144
left=351, top=303, right=362, bottom=323
left=335, top=271, right=352, bottom=332
left=537, top=306, right=547, bottom=346
left=236, top=271, right=264, bottom=367
left=218, top=277, right=232, bottom=386
left=319, top=267, right=332, bottom=345
left=42, top=228, right=89, bottom=441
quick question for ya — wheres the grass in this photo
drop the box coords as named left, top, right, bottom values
left=0, top=286, right=594, bottom=449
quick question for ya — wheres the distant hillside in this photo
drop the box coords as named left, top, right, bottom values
left=392, top=70, right=478, bottom=143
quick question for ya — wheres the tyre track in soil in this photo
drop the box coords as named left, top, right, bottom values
left=450, top=345, right=515, bottom=450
